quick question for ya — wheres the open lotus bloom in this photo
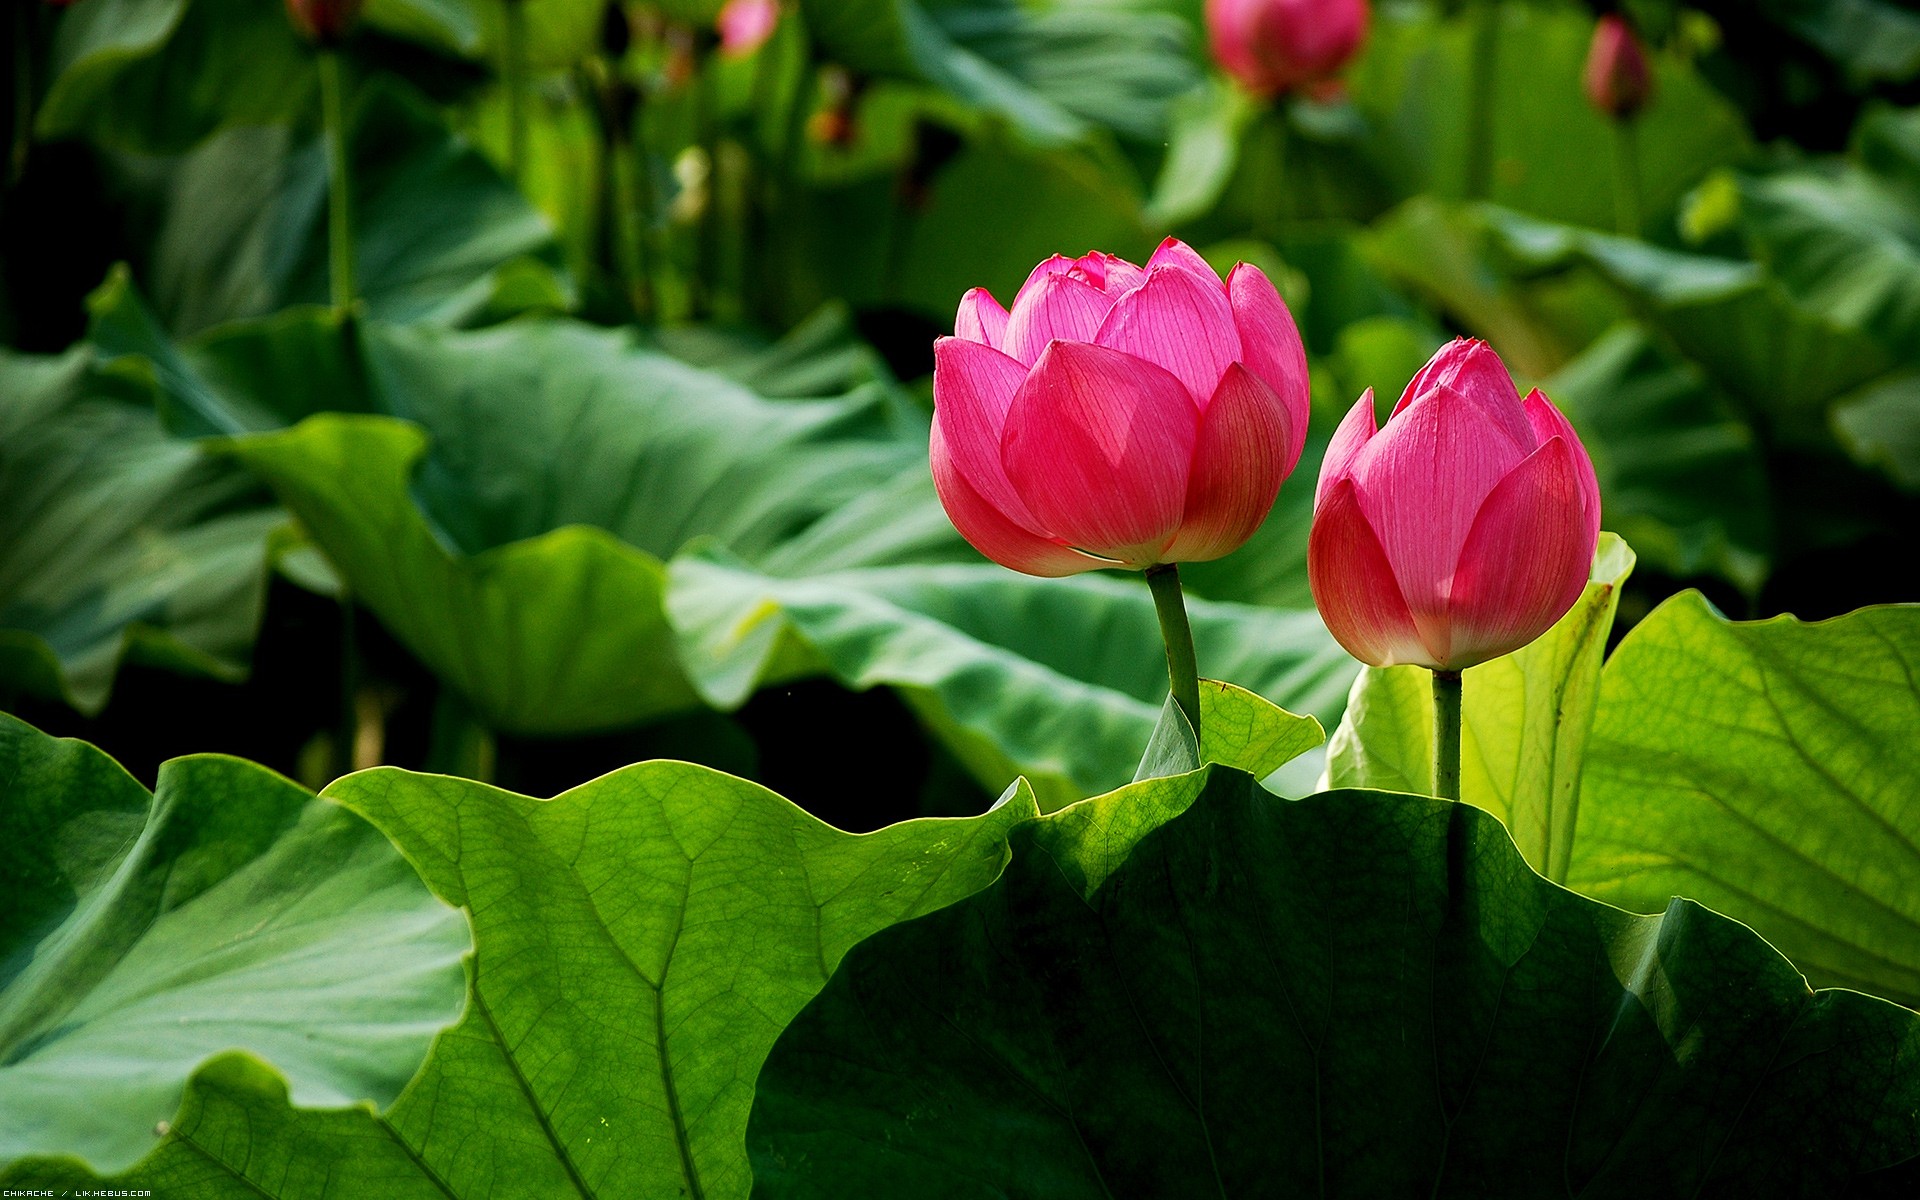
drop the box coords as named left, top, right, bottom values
left=930, top=238, right=1311, bottom=576
left=1309, top=339, right=1601, bottom=671
left=1206, top=0, right=1370, bottom=98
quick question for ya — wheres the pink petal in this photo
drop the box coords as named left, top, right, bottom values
left=954, top=288, right=1009, bottom=349
left=1522, top=388, right=1601, bottom=547
left=1394, top=338, right=1533, bottom=451
left=1000, top=341, right=1198, bottom=567
left=1162, top=364, right=1293, bottom=563
left=1011, top=254, right=1074, bottom=309
left=1002, top=272, right=1115, bottom=366
left=1440, top=437, right=1597, bottom=668
left=1351, top=382, right=1532, bottom=638
left=1093, top=264, right=1241, bottom=406
left=1205, top=0, right=1270, bottom=91
left=1309, top=477, right=1435, bottom=668
left=932, top=421, right=1105, bottom=578
left=1146, top=237, right=1224, bottom=287
left=1316, top=389, right=1377, bottom=508
left=1076, top=251, right=1147, bottom=296
left=1228, top=262, right=1311, bottom=473
left=931, top=336, right=1044, bottom=529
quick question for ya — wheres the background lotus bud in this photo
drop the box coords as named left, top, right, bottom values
left=286, top=0, right=363, bottom=45
left=1308, top=339, right=1600, bottom=671
left=930, top=238, right=1311, bottom=577
left=1584, top=15, right=1654, bottom=121
left=1205, top=0, right=1370, bottom=98
left=717, top=0, right=779, bottom=58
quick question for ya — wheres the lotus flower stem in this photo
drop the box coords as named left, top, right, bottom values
left=1611, top=120, right=1642, bottom=237
left=1464, top=0, right=1500, bottom=200
left=317, top=48, right=356, bottom=311
left=503, top=0, right=530, bottom=183
left=1431, top=668, right=1462, bottom=801
left=1146, top=564, right=1203, bottom=745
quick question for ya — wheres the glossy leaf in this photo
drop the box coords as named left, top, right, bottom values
left=4, top=759, right=1197, bottom=1198
left=1572, top=593, right=1920, bottom=1004
left=1547, top=327, right=1771, bottom=591
left=0, top=347, right=281, bottom=712
left=0, top=715, right=468, bottom=1173
left=1325, top=535, right=1635, bottom=881
left=667, top=549, right=1356, bottom=809
left=1133, top=679, right=1325, bottom=784
left=749, top=767, right=1920, bottom=1196
left=126, top=83, right=566, bottom=337
left=798, top=0, right=1196, bottom=145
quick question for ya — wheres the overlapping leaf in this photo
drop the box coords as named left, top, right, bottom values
left=0, top=347, right=281, bottom=712
left=749, top=766, right=1920, bottom=1196
left=1573, top=594, right=1920, bottom=1004
left=0, top=715, right=468, bottom=1173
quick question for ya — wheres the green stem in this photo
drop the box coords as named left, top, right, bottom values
left=317, top=49, right=356, bottom=312
left=1611, top=118, right=1642, bottom=237
left=335, top=596, right=360, bottom=779
left=762, top=56, right=815, bottom=325
left=9, top=2, right=34, bottom=188
left=429, top=687, right=497, bottom=783
left=503, top=0, right=529, bottom=182
left=1464, top=0, right=1500, bottom=200
left=1432, top=668, right=1463, bottom=802
left=1146, top=564, right=1202, bottom=745
left=609, top=126, right=657, bottom=321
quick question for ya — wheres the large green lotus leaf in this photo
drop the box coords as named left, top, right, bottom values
left=1571, top=593, right=1920, bottom=1005
left=1751, top=0, right=1920, bottom=81
left=1485, top=207, right=1898, bottom=442
left=117, top=82, right=565, bottom=337
left=37, top=0, right=314, bottom=155
left=748, top=766, right=1920, bottom=1197
left=0, top=715, right=468, bottom=1174
left=0, top=347, right=281, bottom=713
left=1325, top=536, right=1635, bottom=882
left=667, top=549, right=1356, bottom=809
left=798, top=0, right=1195, bottom=145
left=0, top=759, right=1215, bottom=1198
left=1347, top=5, right=1746, bottom=231
left=1833, top=370, right=1920, bottom=489
left=1547, top=326, right=1772, bottom=590
left=227, top=414, right=696, bottom=733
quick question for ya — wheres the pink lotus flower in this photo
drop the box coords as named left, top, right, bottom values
left=1309, top=339, right=1600, bottom=670
left=717, top=0, right=780, bottom=58
left=1584, top=15, right=1654, bottom=120
left=1205, top=0, right=1370, bottom=98
left=285, top=0, right=363, bottom=44
left=931, top=238, right=1310, bottom=576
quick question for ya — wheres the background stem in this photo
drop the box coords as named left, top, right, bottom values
left=1612, top=119, right=1643, bottom=236
left=1464, top=0, right=1500, bottom=200
left=1432, top=668, right=1463, bottom=801
left=318, top=50, right=356, bottom=312
left=503, top=0, right=529, bottom=182
left=1146, top=564, right=1203, bottom=744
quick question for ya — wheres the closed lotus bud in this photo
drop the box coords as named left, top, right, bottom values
left=1309, top=339, right=1600, bottom=670
left=931, top=238, right=1311, bottom=576
left=1205, top=0, right=1369, bottom=98
left=285, top=0, right=363, bottom=44
left=1584, top=15, right=1654, bottom=120
left=716, top=0, right=779, bottom=57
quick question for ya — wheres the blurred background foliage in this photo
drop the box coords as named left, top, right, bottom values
left=2, top=0, right=1916, bottom=827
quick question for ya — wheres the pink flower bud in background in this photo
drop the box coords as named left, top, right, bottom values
left=285, top=0, right=364, bottom=45
left=717, top=0, right=780, bottom=58
left=1584, top=15, right=1654, bottom=121
left=1309, top=339, right=1600, bottom=670
left=931, top=239, right=1311, bottom=576
left=1205, top=0, right=1370, bottom=98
